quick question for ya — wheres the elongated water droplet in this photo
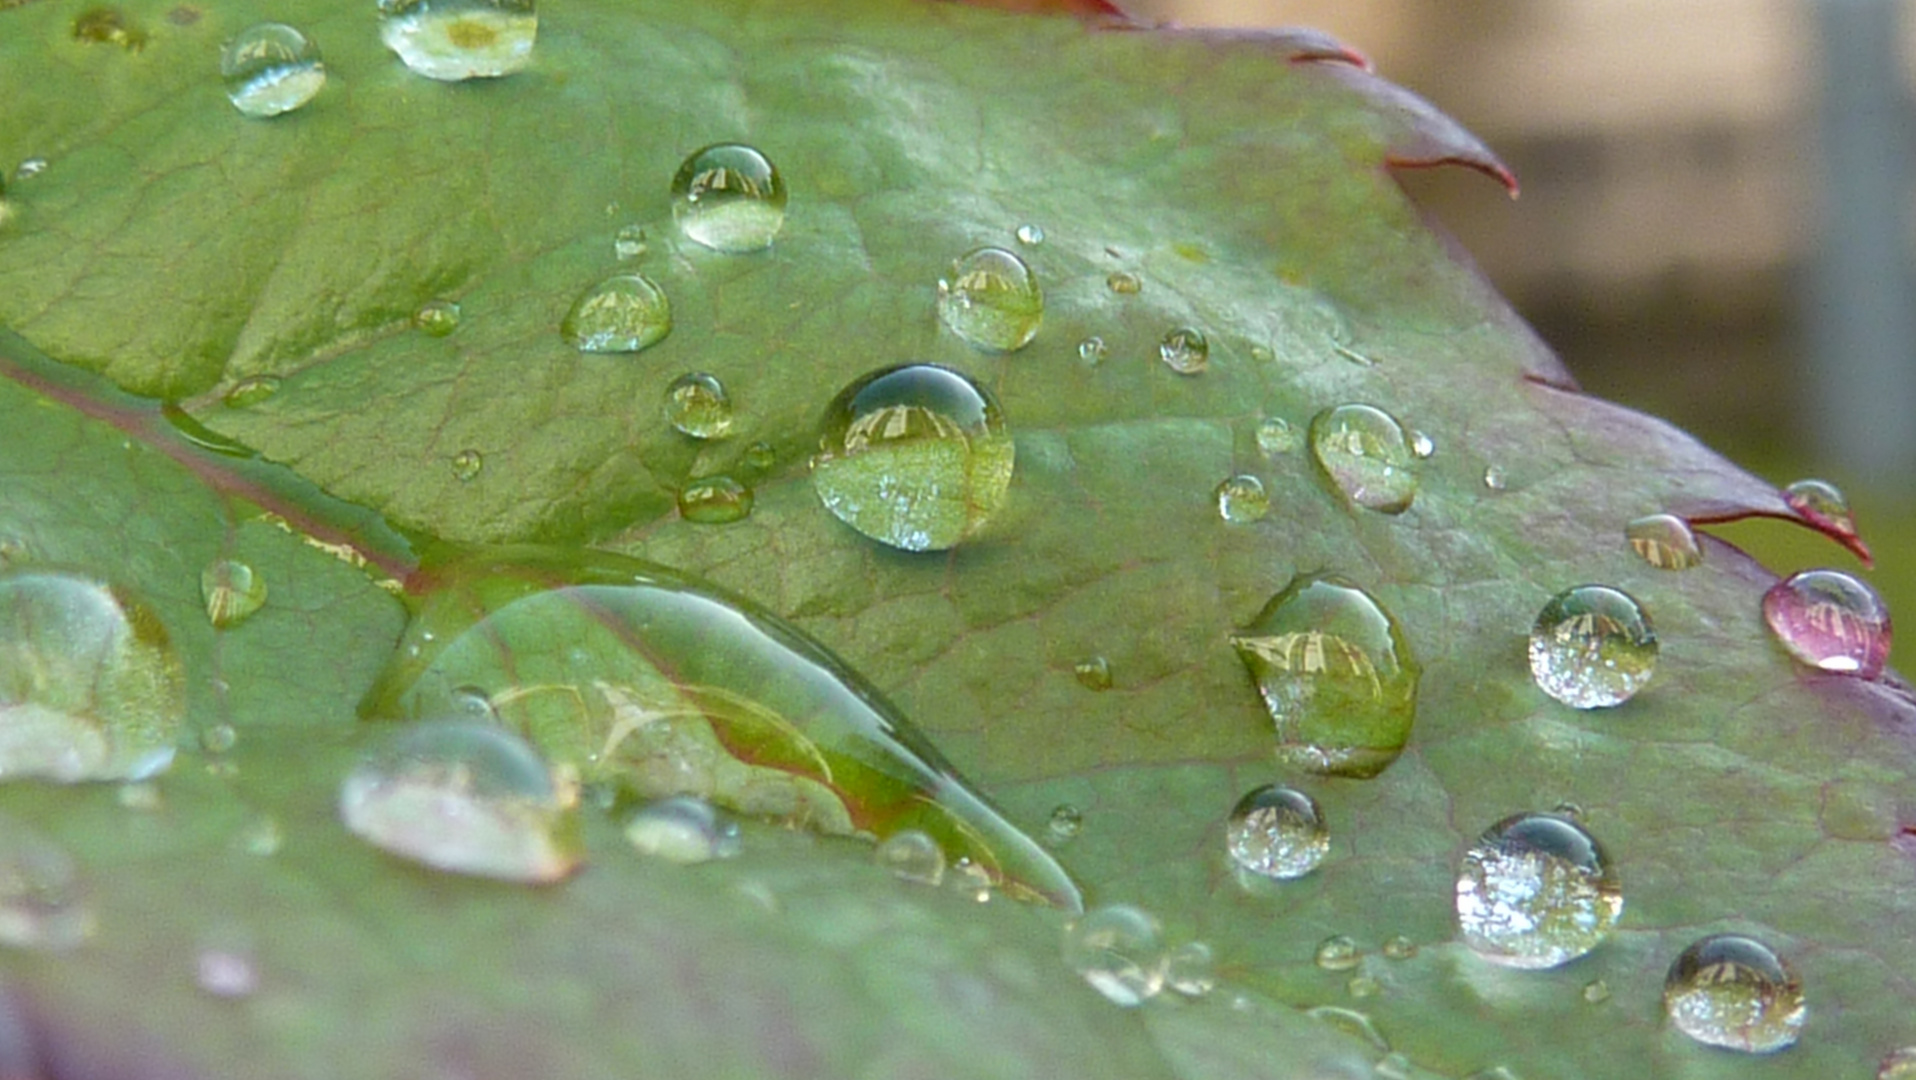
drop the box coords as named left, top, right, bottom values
left=1314, top=934, right=1360, bottom=972
left=678, top=476, right=753, bottom=524
left=671, top=144, right=786, bottom=253
left=1454, top=812, right=1621, bottom=969
left=1783, top=478, right=1858, bottom=539
left=1230, top=574, right=1420, bottom=779
left=413, top=299, right=460, bottom=337
left=1663, top=934, right=1804, bottom=1053
left=937, top=247, right=1043, bottom=353
left=1309, top=405, right=1417, bottom=514
left=1226, top=784, right=1328, bottom=880
left=1528, top=585, right=1657, bottom=709
left=1063, top=904, right=1166, bottom=1006
left=1076, top=336, right=1107, bottom=365
left=1255, top=416, right=1298, bottom=457
left=1158, top=327, right=1210, bottom=375
left=1166, top=940, right=1216, bottom=997
left=1215, top=475, right=1269, bottom=524
left=663, top=372, right=734, bottom=439
left=223, top=375, right=281, bottom=409
left=450, top=448, right=483, bottom=481
left=220, top=23, right=325, bottom=117
left=1106, top=271, right=1141, bottom=295
left=561, top=273, right=670, bottom=353
left=1625, top=513, right=1702, bottom=570
left=377, top=0, right=536, bottom=81
left=1014, top=223, right=1045, bottom=246
left=0, top=570, right=184, bottom=782
left=1072, top=656, right=1111, bottom=691
left=875, top=829, right=945, bottom=886
left=625, top=795, right=739, bottom=864
left=201, top=559, right=266, bottom=629
left=1878, top=1047, right=1916, bottom=1079
left=1762, top=568, right=1891, bottom=679
left=613, top=223, right=647, bottom=260
left=0, top=820, right=94, bottom=950
left=811, top=364, right=1015, bottom=552
left=1046, top=804, right=1083, bottom=844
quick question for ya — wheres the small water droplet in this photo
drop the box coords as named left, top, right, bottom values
left=671, top=143, right=786, bottom=253
left=1381, top=935, right=1417, bottom=961
left=811, top=364, right=1014, bottom=552
left=1878, top=1046, right=1916, bottom=1079
left=1581, top=978, right=1611, bottom=1004
left=1158, top=327, right=1210, bottom=375
left=1762, top=568, right=1891, bottom=679
left=1215, top=474, right=1270, bottom=524
left=1551, top=800, right=1585, bottom=821
left=624, top=794, right=740, bottom=864
left=195, top=940, right=260, bottom=998
left=1662, top=934, right=1805, bottom=1053
left=613, top=223, right=647, bottom=260
left=1014, top=223, right=1045, bottom=246
left=1046, top=804, right=1083, bottom=844
left=1063, top=904, right=1167, bottom=1006
left=73, top=6, right=147, bottom=49
left=1783, top=478, right=1858, bottom=538
left=1105, top=271, right=1141, bottom=295
left=116, top=781, right=161, bottom=811
left=338, top=719, right=580, bottom=882
left=677, top=476, right=754, bottom=525
left=1165, top=940, right=1216, bottom=997
left=1454, top=811, right=1621, bottom=969
left=1407, top=430, right=1435, bottom=459
left=937, top=247, right=1043, bottom=353
left=413, top=299, right=461, bottom=337
left=448, top=448, right=483, bottom=482
left=200, top=723, right=238, bottom=754
left=377, top=0, right=536, bottom=81
left=13, top=159, right=47, bottom=183
left=874, top=829, right=946, bottom=886
left=233, top=814, right=283, bottom=856
left=1230, top=574, right=1420, bottom=779
left=1249, top=344, right=1275, bottom=363
left=663, top=372, right=735, bottom=439
left=222, top=375, right=282, bottom=409
left=201, top=559, right=266, bottom=629
left=561, top=273, right=671, bottom=354
left=1076, top=336, right=1108, bottom=365
left=1072, top=656, right=1112, bottom=691
left=1314, top=934, right=1360, bottom=972
left=1527, top=585, right=1658, bottom=709
left=743, top=441, right=777, bottom=471
left=949, top=856, right=994, bottom=902
left=1625, top=513, right=1702, bottom=570
left=220, top=23, right=325, bottom=117
left=0, top=820, right=93, bottom=950
left=1255, top=416, right=1299, bottom=457
left=1226, top=784, right=1328, bottom=880
left=1309, top=404, right=1418, bottom=514
left=1482, top=465, right=1507, bottom=492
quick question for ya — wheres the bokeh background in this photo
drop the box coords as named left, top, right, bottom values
left=1132, top=0, right=1916, bottom=671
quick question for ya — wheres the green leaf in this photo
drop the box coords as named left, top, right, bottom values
left=1, top=1, right=1911, bottom=1077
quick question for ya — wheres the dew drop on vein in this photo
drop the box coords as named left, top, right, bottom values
left=1783, top=477, right=1858, bottom=539
left=937, top=247, right=1043, bottom=353
left=1454, top=811, right=1621, bottom=969
left=220, top=23, right=325, bottom=118
left=413, top=299, right=460, bottom=337
left=1663, top=933, right=1805, bottom=1053
left=1072, top=656, right=1111, bottom=691
left=1158, top=327, right=1209, bottom=375
left=671, top=144, right=786, bottom=253
left=1762, top=568, right=1891, bottom=679
left=678, top=476, right=753, bottom=524
left=1527, top=585, right=1657, bottom=709
left=450, top=448, right=483, bottom=481
left=377, top=0, right=536, bottom=81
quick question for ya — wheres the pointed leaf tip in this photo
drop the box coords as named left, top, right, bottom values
left=1309, top=63, right=1519, bottom=196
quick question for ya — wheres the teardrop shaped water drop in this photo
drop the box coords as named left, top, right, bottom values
left=1625, top=513, right=1702, bottom=570
left=1308, top=404, right=1417, bottom=514
left=1158, top=327, right=1209, bottom=375
left=223, top=375, right=281, bottom=409
left=561, top=273, right=670, bottom=354
left=377, top=0, right=536, bottom=81
left=625, top=795, right=740, bottom=864
left=937, top=247, right=1043, bottom=353
left=1762, top=568, right=1891, bottom=678
left=1454, top=811, right=1621, bottom=969
left=1662, top=934, right=1804, bottom=1053
left=1226, top=783, right=1328, bottom=880
left=1527, top=585, right=1657, bottom=708
left=671, top=144, right=786, bottom=253
left=220, top=23, right=326, bottom=117
left=1063, top=904, right=1166, bottom=1006
left=201, top=559, right=266, bottom=629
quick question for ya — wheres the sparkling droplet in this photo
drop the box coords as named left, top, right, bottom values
left=1454, top=811, right=1621, bottom=970
left=1381, top=935, right=1418, bottom=961
left=1662, top=934, right=1805, bottom=1053
left=13, top=159, right=47, bottom=182
left=338, top=719, right=580, bottom=883
left=1878, top=1047, right=1916, bottom=1079
left=624, top=795, right=740, bottom=864
left=937, top=247, right=1043, bottom=353
left=413, top=299, right=460, bottom=337
left=222, top=375, right=281, bottom=409
left=195, top=941, right=260, bottom=998
left=1255, top=416, right=1299, bottom=457
left=1072, top=656, right=1112, bottom=691
left=377, top=0, right=536, bottom=81
left=1625, top=514, right=1702, bottom=570
left=1165, top=940, right=1217, bottom=997
left=1158, top=327, right=1210, bottom=375
left=1014, top=223, right=1045, bottom=246
left=200, top=723, right=237, bottom=754
left=1076, top=336, right=1108, bottom=365
left=1527, top=585, right=1658, bottom=709
left=220, top=23, right=325, bottom=118
left=613, top=223, right=647, bottom=260
left=1313, top=934, right=1360, bottom=972
left=201, top=559, right=266, bottom=629
left=1215, top=474, right=1270, bottom=524
left=1105, top=271, right=1141, bottom=295
left=561, top=273, right=671, bottom=354
left=811, top=364, right=1014, bottom=552
left=449, top=448, right=483, bottom=482
left=1407, top=430, right=1435, bottom=459
left=1063, top=904, right=1167, bottom=1006
left=1482, top=465, right=1507, bottom=492
left=0, top=570, right=184, bottom=782
left=663, top=372, right=735, bottom=440
left=0, top=821, right=93, bottom=950
left=1308, top=404, right=1418, bottom=514
left=1582, top=978, right=1611, bottom=1004
left=1230, top=573, right=1420, bottom=779
left=670, top=144, right=786, bottom=253
left=1762, top=568, right=1891, bottom=679
left=1783, top=478, right=1858, bottom=539
left=1226, top=784, right=1328, bottom=880
left=677, top=476, right=754, bottom=525
left=874, top=829, right=946, bottom=886
left=1046, top=804, right=1083, bottom=845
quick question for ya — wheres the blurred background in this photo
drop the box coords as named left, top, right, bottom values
left=1132, top=0, right=1916, bottom=672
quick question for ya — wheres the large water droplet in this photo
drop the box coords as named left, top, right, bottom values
left=663, top=372, right=735, bottom=440
left=625, top=795, right=740, bottom=864
left=1308, top=405, right=1417, bottom=514
left=377, top=0, right=536, bottom=81
left=1454, top=811, right=1621, bottom=969
left=1158, top=327, right=1210, bottom=375
left=1255, top=416, right=1299, bottom=457
left=1625, top=513, right=1702, bottom=570
left=937, top=247, right=1043, bottom=353
left=1215, top=475, right=1270, bottom=524
left=1063, top=904, right=1166, bottom=1006
left=220, top=23, right=325, bottom=118
left=811, top=364, right=1015, bottom=552
left=561, top=273, right=670, bottom=354
left=338, top=718, right=580, bottom=882
left=677, top=476, right=754, bottom=525
left=223, top=375, right=281, bottom=409
left=0, top=820, right=94, bottom=950
left=1313, top=934, right=1360, bottom=971
left=670, top=144, right=786, bottom=253
left=874, top=829, right=945, bottom=886
left=413, top=299, right=461, bottom=337
left=1662, top=934, right=1804, bottom=1053
left=201, top=559, right=266, bottom=629
left=1762, top=568, right=1891, bottom=679
left=1226, top=783, right=1328, bottom=880
left=0, top=570, right=184, bottom=782
left=450, top=448, right=484, bottom=482
left=1229, top=574, right=1420, bottom=779
left=1783, top=478, right=1858, bottom=539
left=1527, top=585, right=1657, bottom=709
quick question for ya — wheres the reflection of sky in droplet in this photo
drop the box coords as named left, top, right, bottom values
left=1455, top=812, right=1620, bottom=969
left=1762, top=568, right=1891, bottom=679
left=1527, top=585, right=1657, bottom=709
left=1662, top=934, right=1804, bottom=1053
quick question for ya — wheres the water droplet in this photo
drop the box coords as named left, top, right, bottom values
left=743, top=441, right=777, bottom=471
left=13, top=159, right=47, bottom=183
left=377, top=0, right=536, bottom=81
left=201, top=559, right=266, bottom=629
left=1165, top=940, right=1216, bottom=997
left=338, top=719, right=580, bottom=883
left=233, top=813, right=283, bottom=856
left=0, top=570, right=184, bottom=782
left=1314, top=934, right=1361, bottom=972
left=811, top=364, right=1015, bottom=552
left=561, top=273, right=671, bottom=354
left=613, top=223, right=647, bottom=260
left=1230, top=573, right=1420, bottom=779
left=195, top=941, right=260, bottom=998
left=1158, top=327, right=1210, bottom=375
left=116, top=781, right=161, bottom=811
left=937, top=247, right=1043, bottom=353
left=1878, top=1047, right=1916, bottom=1079
left=1105, top=271, right=1141, bottom=295
left=1308, top=405, right=1418, bottom=514
left=1454, top=811, right=1621, bottom=969
left=223, top=375, right=282, bottom=409
left=73, top=6, right=147, bottom=49
left=1762, top=568, right=1891, bottom=679
left=220, top=23, right=326, bottom=118
left=1551, top=800, right=1584, bottom=821
left=624, top=794, right=740, bottom=864
left=1625, top=514, right=1702, bottom=570
left=949, top=856, right=994, bottom=902
left=663, top=372, right=735, bottom=440
left=1014, top=223, right=1045, bottom=245
left=1072, top=656, right=1112, bottom=691
left=200, top=723, right=238, bottom=754
left=1046, top=804, right=1083, bottom=845
left=1381, top=935, right=1417, bottom=961
left=677, top=476, right=754, bottom=525
left=1076, top=337, right=1108, bottom=365
left=1581, top=978, right=1611, bottom=1004
left=413, top=299, right=460, bottom=337
left=1255, top=416, right=1299, bottom=457
left=1662, top=934, right=1805, bottom=1053
left=1527, top=585, right=1658, bottom=709
left=1063, top=904, right=1166, bottom=1006
left=1226, top=784, right=1328, bottom=880
left=449, top=448, right=483, bottom=482
left=0, top=821, right=93, bottom=950
left=1215, top=474, right=1270, bottom=524
left=874, top=829, right=946, bottom=886
left=670, top=144, right=786, bottom=253
left=1783, top=478, right=1858, bottom=539
left=1482, top=465, right=1507, bottom=492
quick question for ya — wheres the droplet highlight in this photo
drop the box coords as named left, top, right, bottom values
left=1762, top=568, right=1891, bottom=679
left=1046, top=804, right=1083, bottom=845
left=1072, top=656, right=1111, bottom=691
left=875, top=829, right=946, bottom=886
left=1482, top=465, right=1507, bottom=492
left=220, top=23, right=325, bottom=118
left=1454, top=811, right=1621, bottom=969
left=1527, top=585, right=1657, bottom=709
left=624, top=795, right=740, bottom=864
left=613, top=224, right=647, bottom=260
left=201, top=559, right=266, bottom=629
left=1308, top=404, right=1417, bottom=514
left=1076, top=337, right=1108, bottom=365
left=561, top=273, right=670, bottom=354
left=1227, top=784, right=1328, bottom=880
left=670, top=144, right=786, bottom=253
left=1215, top=475, right=1270, bottom=524
left=1165, top=940, right=1216, bottom=997
left=1158, top=327, right=1210, bottom=375
left=377, top=0, right=536, bottom=81
left=1625, top=513, right=1702, bottom=570
left=1408, top=430, right=1435, bottom=459
left=677, top=476, right=754, bottom=525
left=1662, top=934, right=1805, bottom=1053
left=1014, top=223, right=1045, bottom=246
left=1063, top=904, right=1166, bottom=1006
left=663, top=372, right=735, bottom=440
